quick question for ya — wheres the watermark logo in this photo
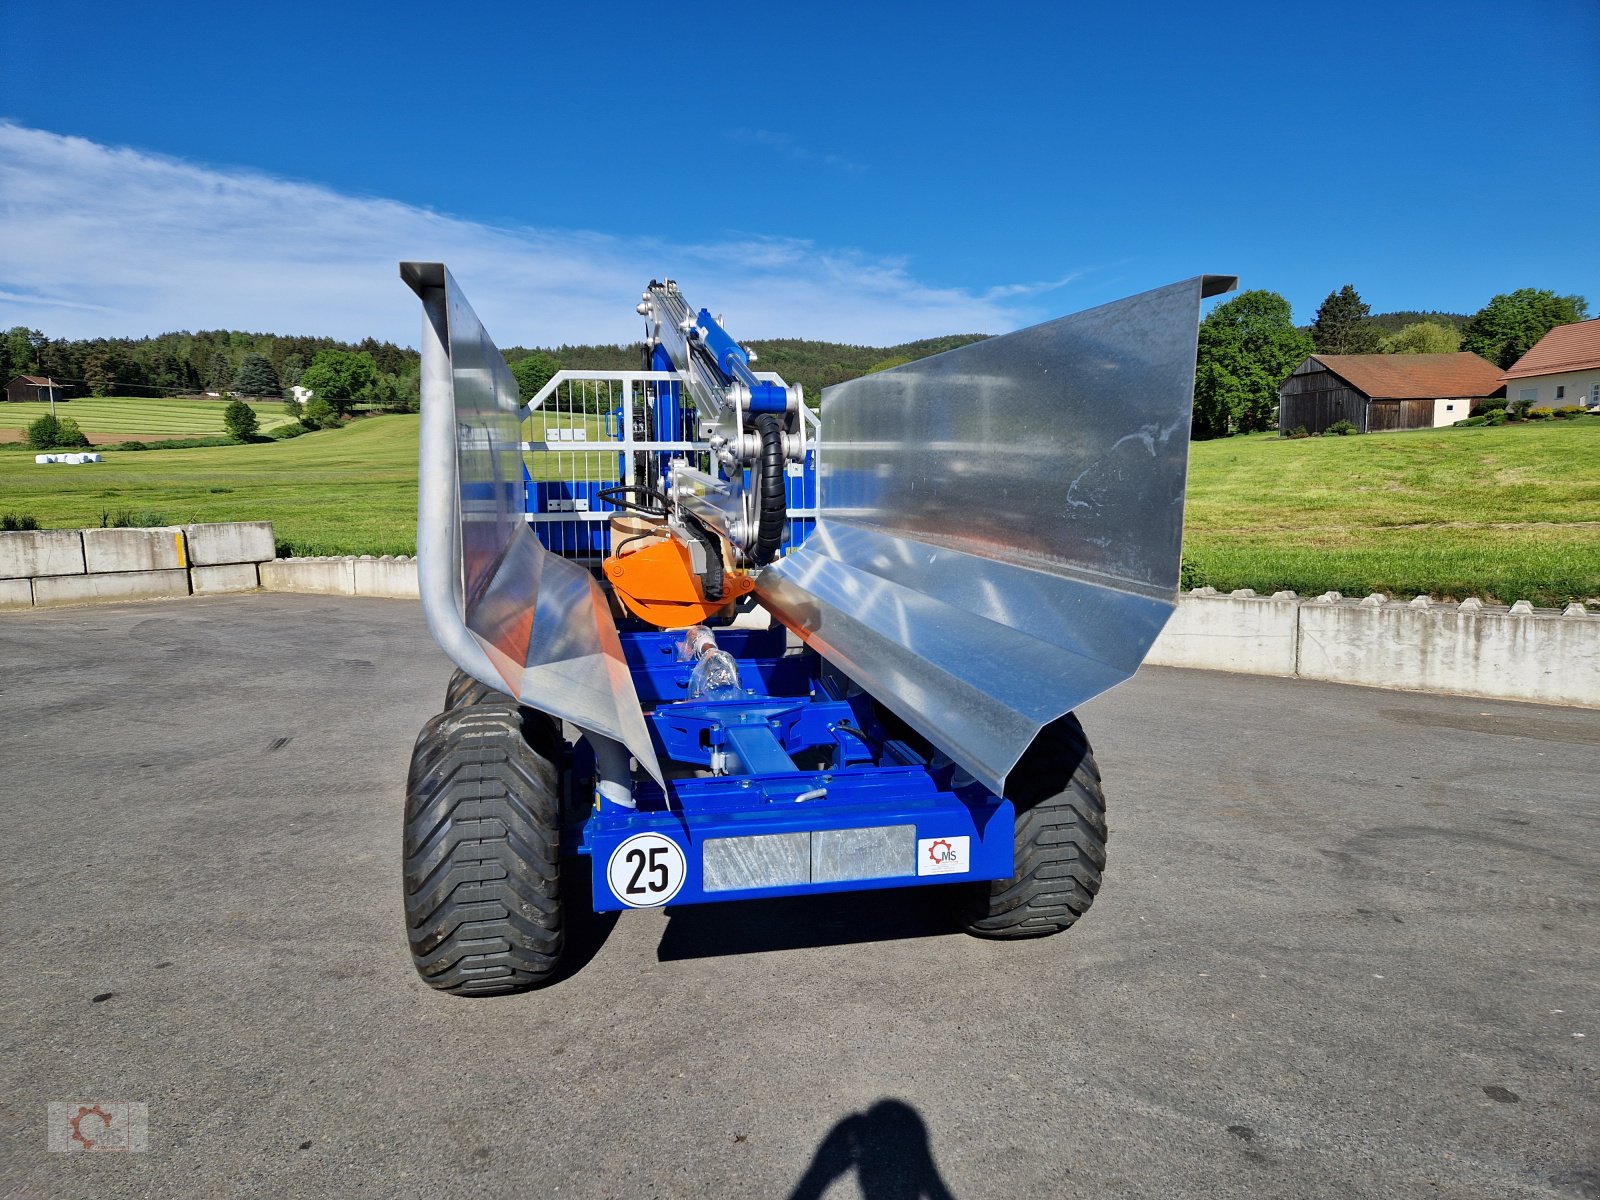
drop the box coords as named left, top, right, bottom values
left=48, top=1102, right=148, bottom=1152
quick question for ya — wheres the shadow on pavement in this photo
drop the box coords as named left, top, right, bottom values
left=540, top=864, right=620, bottom=989
left=655, top=887, right=956, bottom=962
left=788, top=1099, right=958, bottom=1200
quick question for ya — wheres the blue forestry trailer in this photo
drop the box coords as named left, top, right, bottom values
left=400, top=262, right=1234, bottom=995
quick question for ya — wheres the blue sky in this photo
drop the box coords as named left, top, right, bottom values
left=3, top=0, right=1597, bottom=347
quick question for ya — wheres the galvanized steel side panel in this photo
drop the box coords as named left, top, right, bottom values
left=402, top=261, right=662, bottom=783
left=760, top=275, right=1234, bottom=795
left=703, top=833, right=810, bottom=892
left=811, top=824, right=915, bottom=884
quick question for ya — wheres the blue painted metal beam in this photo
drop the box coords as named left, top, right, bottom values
left=584, top=790, right=1015, bottom=911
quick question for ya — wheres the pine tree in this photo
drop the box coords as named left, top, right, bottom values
left=1311, top=285, right=1380, bottom=355
left=206, top=353, right=235, bottom=391
left=231, top=353, right=281, bottom=396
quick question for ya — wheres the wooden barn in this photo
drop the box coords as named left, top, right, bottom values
left=1277, top=353, right=1504, bottom=434
left=4, top=375, right=66, bottom=405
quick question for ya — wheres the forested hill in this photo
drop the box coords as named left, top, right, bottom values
left=0, top=326, right=416, bottom=398
left=747, top=334, right=989, bottom=399
left=500, top=333, right=991, bottom=404
left=1366, top=310, right=1470, bottom=334
left=6, top=320, right=987, bottom=405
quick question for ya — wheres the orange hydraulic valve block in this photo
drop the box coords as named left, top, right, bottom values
left=603, top=536, right=753, bottom=629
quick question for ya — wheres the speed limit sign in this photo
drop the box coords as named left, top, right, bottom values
left=605, top=833, right=688, bottom=908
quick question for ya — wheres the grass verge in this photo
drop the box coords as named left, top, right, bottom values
left=1183, top=421, right=1599, bottom=605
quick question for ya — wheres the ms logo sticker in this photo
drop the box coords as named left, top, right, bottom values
left=916, top=835, right=970, bottom=876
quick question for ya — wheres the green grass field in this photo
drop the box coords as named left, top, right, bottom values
left=0, top=395, right=297, bottom=442
left=1183, top=420, right=1600, bottom=605
left=0, top=414, right=619, bottom=556
left=1, top=414, right=1595, bottom=603
left=0, top=416, right=420, bottom=554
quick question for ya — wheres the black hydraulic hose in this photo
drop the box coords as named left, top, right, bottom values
left=597, top=484, right=671, bottom=517
left=750, top=414, right=787, bottom=566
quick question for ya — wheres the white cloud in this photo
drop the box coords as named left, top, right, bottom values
left=982, top=272, right=1086, bottom=302
left=0, top=123, right=1056, bottom=348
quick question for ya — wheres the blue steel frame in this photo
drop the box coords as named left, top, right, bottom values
left=575, top=625, right=1017, bottom=912
left=521, top=312, right=1013, bottom=912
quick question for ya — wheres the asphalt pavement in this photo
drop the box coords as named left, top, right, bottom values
left=0, top=594, right=1595, bottom=1199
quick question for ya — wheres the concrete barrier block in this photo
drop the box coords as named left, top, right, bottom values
left=1144, top=593, right=1299, bottom=677
left=33, top=569, right=191, bottom=607
left=184, top=521, right=276, bottom=566
left=0, top=530, right=85, bottom=579
left=82, top=526, right=188, bottom=573
left=191, top=562, right=260, bottom=594
left=1297, top=601, right=1600, bottom=708
left=0, top=578, right=32, bottom=609
left=352, top=555, right=419, bottom=599
left=259, top=557, right=357, bottom=595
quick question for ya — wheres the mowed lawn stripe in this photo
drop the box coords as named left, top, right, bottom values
left=0, top=396, right=297, bottom=440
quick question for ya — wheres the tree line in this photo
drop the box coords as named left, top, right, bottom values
left=6, top=285, right=1586, bottom=445
left=1192, top=284, right=1588, bottom=440
left=498, top=333, right=988, bottom=409
left=4, top=321, right=989, bottom=418
left=0, top=325, right=420, bottom=403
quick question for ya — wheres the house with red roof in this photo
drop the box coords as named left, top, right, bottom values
left=1502, top=318, right=1600, bottom=412
left=1277, top=353, right=1504, bottom=434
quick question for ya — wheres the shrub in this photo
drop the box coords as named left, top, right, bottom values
left=1454, top=416, right=1487, bottom=428
left=25, top=413, right=92, bottom=449
left=1, top=513, right=41, bottom=531
left=110, top=435, right=239, bottom=451
left=1526, top=407, right=1554, bottom=420
left=223, top=398, right=260, bottom=441
left=1326, top=419, right=1357, bottom=436
left=1283, top=425, right=1309, bottom=440
left=1484, top=410, right=1508, bottom=426
left=100, top=509, right=168, bottom=529
left=1474, top=396, right=1508, bottom=415
left=269, top=422, right=308, bottom=440
left=1555, top=406, right=1585, bottom=418
left=301, top=396, right=338, bottom=430
left=56, top=418, right=91, bottom=447
left=25, top=413, right=61, bottom=449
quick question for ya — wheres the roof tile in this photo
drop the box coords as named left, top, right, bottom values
left=1298, top=353, right=1504, bottom=399
left=1503, top=319, right=1600, bottom=378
